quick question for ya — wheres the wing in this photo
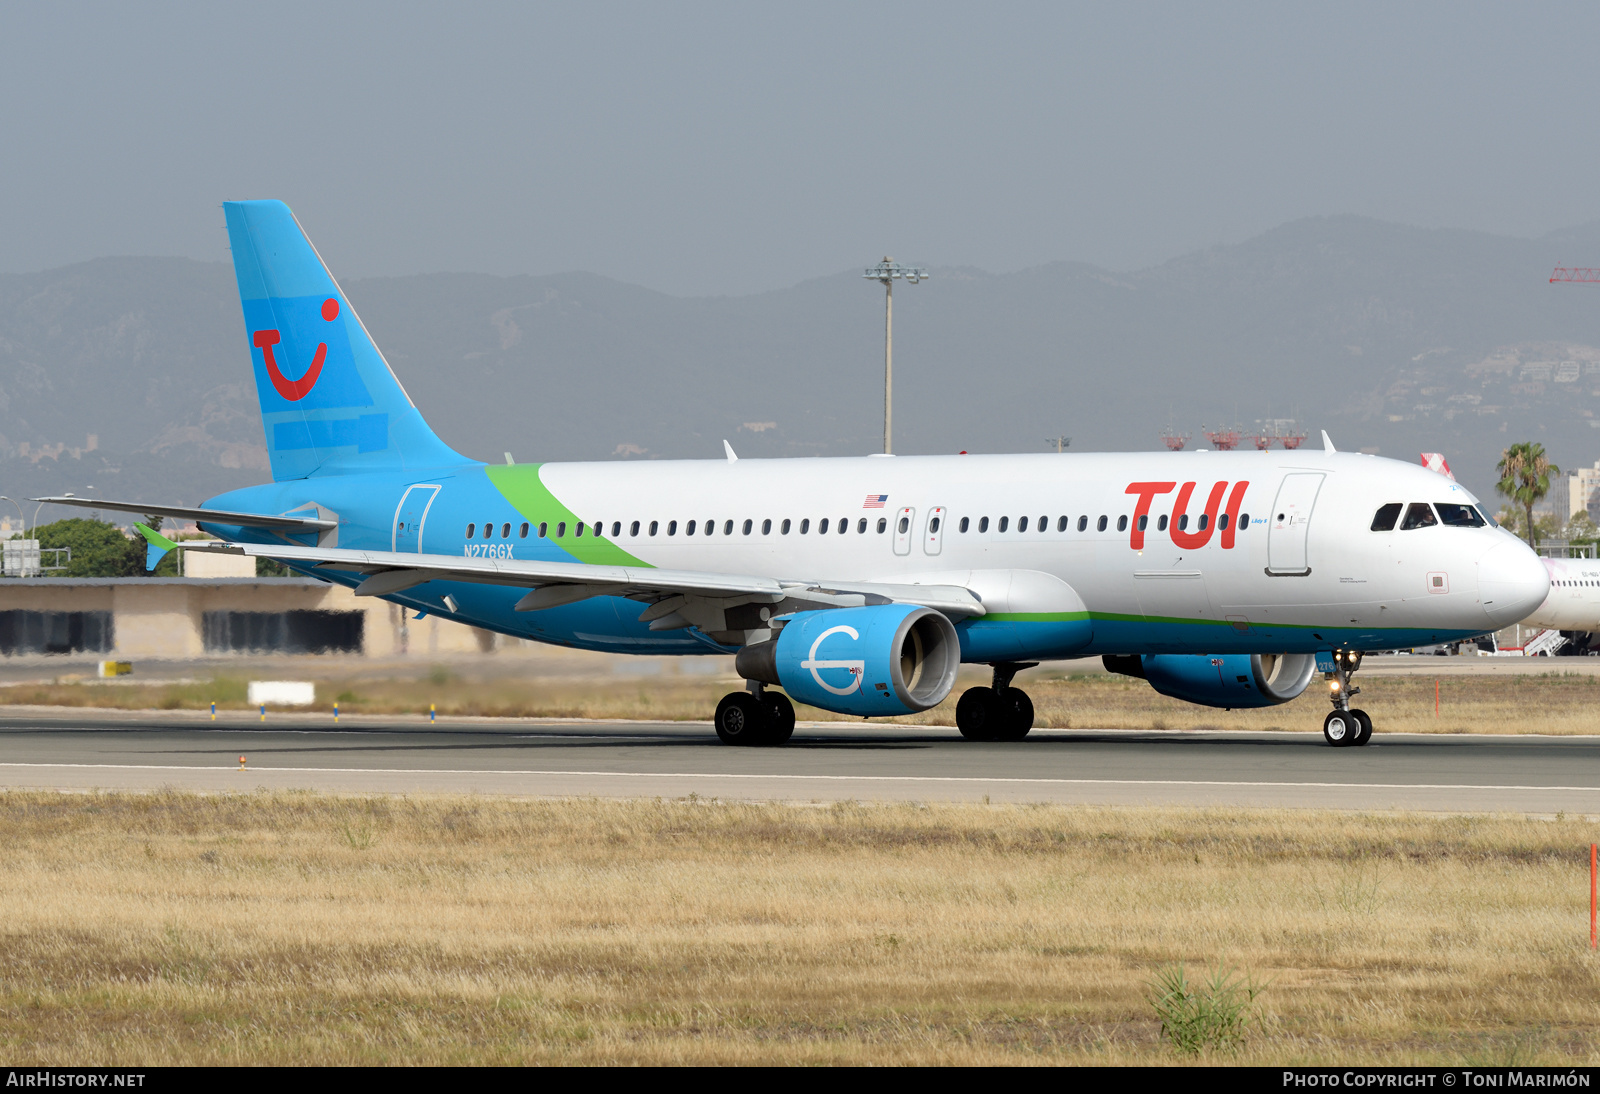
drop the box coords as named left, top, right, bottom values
left=32, top=496, right=335, bottom=532
left=182, top=540, right=985, bottom=641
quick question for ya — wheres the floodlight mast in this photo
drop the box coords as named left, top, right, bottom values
left=864, top=258, right=928, bottom=454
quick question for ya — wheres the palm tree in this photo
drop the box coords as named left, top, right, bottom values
left=1496, top=442, right=1560, bottom=550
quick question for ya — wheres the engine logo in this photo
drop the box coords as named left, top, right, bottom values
left=801, top=625, right=866, bottom=695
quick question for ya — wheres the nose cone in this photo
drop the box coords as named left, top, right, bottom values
left=1478, top=537, right=1551, bottom=627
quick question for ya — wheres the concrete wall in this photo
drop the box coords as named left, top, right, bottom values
left=0, top=578, right=508, bottom=659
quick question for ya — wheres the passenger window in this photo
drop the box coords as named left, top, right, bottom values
left=1400, top=503, right=1438, bottom=531
left=857, top=518, right=868, bottom=533
left=575, top=522, right=585, bottom=538
left=1057, top=516, right=1068, bottom=532
left=686, top=519, right=697, bottom=535
left=1117, top=515, right=1128, bottom=532
left=667, top=521, right=677, bottom=536
left=538, top=522, right=548, bottom=538
left=1197, top=514, right=1208, bottom=531
left=593, top=522, right=601, bottom=537
left=1138, top=515, right=1148, bottom=531
left=960, top=517, right=970, bottom=532
left=979, top=517, right=989, bottom=533
left=611, top=521, right=620, bottom=537
left=1038, top=515, right=1047, bottom=533
left=839, top=517, right=848, bottom=534
left=557, top=521, right=567, bottom=538
left=1097, top=515, right=1108, bottom=532
left=893, top=517, right=903, bottom=533
left=999, top=516, right=1009, bottom=532
left=1018, top=516, right=1029, bottom=532
left=1218, top=513, right=1229, bottom=531
left=724, top=520, right=734, bottom=535
left=781, top=519, right=791, bottom=534
left=1370, top=503, right=1402, bottom=532
left=1436, top=503, right=1486, bottom=527
left=483, top=522, right=493, bottom=539
left=501, top=522, right=511, bottom=538
left=931, top=517, right=941, bottom=533
left=1077, top=516, right=1088, bottom=532
left=629, top=520, right=640, bottom=536
left=1238, top=513, right=1249, bottom=530
left=762, top=519, right=772, bottom=534
left=1178, top=514, right=1189, bottom=531
left=520, top=522, right=530, bottom=538
left=465, top=523, right=475, bottom=538
left=649, top=520, right=658, bottom=536
left=704, top=519, right=713, bottom=535
left=1158, top=514, right=1168, bottom=532
left=743, top=519, right=753, bottom=535
left=819, top=518, right=830, bottom=534
left=800, top=518, right=810, bottom=534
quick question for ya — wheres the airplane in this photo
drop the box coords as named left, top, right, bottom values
left=35, top=201, right=1550, bottom=749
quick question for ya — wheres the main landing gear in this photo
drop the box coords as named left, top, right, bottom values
left=1322, top=649, right=1373, bottom=748
left=955, top=661, right=1038, bottom=741
left=714, top=682, right=795, bottom=747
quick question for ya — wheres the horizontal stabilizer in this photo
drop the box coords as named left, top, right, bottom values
left=31, top=496, right=336, bottom=532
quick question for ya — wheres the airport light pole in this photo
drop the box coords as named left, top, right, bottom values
left=864, top=258, right=928, bottom=454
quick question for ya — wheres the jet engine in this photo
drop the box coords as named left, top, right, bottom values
left=1103, top=652, right=1317, bottom=709
left=736, top=604, right=961, bottom=717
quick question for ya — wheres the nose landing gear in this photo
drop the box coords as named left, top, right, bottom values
left=956, top=661, right=1038, bottom=741
left=1322, top=650, right=1372, bottom=747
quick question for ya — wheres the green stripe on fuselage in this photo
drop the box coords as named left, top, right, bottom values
left=486, top=465, right=650, bottom=567
left=983, top=611, right=1092, bottom=623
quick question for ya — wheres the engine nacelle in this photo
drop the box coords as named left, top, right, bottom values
left=1103, top=652, right=1317, bottom=709
left=736, top=604, right=961, bottom=717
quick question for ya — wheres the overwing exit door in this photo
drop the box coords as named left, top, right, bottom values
left=1266, top=473, right=1324, bottom=575
left=392, top=484, right=441, bottom=552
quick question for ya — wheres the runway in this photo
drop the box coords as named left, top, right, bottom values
left=1, top=708, right=1598, bottom=812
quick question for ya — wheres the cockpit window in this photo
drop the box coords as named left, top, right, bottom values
left=1435, top=503, right=1486, bottom=527
left=1370, top=503, right=1402, bottom=531
left=1400, top=502, right=1438, bottom=530
left=1476, top=505, right=1499, bottom=528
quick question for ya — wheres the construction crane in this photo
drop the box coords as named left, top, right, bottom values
left=1551, top=267, right=1600, bottom=283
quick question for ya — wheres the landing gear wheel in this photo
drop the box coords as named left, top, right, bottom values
left=995, top=687, right=1034, bottom=741
left=763, top=692, right=796, bottom=745
left=956, top=686, right=1003, bottom=740
left=715, top=692, right=770, bottom=746
left=1323, top=710, right=1357, bottom=747
left=1350, top=708, right=1373, bottom=747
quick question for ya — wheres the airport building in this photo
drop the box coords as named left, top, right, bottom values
left=0, top=547, right=504, bottom=659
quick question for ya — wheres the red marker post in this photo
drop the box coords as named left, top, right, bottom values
left=1591, top=843, right=1596, bottom=949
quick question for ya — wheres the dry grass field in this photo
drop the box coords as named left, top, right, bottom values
left=0, top=791, right=1596, bottom=1065
left=4, top=665, right=1599, bottom=735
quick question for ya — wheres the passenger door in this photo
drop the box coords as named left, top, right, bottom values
left=1266, top=473, right=1324, bottom=575
left=392, top=484, right=441, bottom=552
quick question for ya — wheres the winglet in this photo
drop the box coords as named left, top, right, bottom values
left=134, top=522, right=177, bottom=572
left=723, top=440, right=738, bottom=462
left=1321, top=430, right=1336, bottom=453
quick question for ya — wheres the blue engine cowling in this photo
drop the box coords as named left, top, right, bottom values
left=1104, top=652, right=1317, bottom=709
left=734, top=604, right=961, bottom=717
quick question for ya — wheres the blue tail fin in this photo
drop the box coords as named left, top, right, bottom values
left=224, top=200, right=466, bottom=480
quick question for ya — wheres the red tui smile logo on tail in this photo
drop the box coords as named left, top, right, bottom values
left=252, top=297, right=340, bottom=401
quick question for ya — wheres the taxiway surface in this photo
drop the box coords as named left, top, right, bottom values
left=0, top=709, right=1597, bottom=812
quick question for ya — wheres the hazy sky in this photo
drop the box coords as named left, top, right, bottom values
left=4, top=1, right=1599, bottom=296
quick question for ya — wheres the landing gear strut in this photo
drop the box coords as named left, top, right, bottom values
left=956, top=661, right=1038, bottom=741
left=1322, top=649, right=1372, bottom=747
left=714, top=681, right=795, bottom=746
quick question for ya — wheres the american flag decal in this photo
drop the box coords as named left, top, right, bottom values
left=863, top=494, right=888, bottom=508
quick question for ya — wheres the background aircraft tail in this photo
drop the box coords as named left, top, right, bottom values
left=223, top=200, right=466, bottom=481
